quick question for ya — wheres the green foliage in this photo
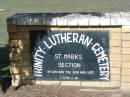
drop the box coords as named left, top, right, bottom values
left=0, top=46, right=10, bottom=77
left=0, top=65, right=10, bottom=76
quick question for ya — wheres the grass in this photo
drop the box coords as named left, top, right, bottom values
left=0, top=0, right=130, bottom=76
left=0, top=0, right=130, bottom=44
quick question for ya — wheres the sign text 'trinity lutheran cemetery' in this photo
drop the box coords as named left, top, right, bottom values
left=31, top=30, right=110, bottom=81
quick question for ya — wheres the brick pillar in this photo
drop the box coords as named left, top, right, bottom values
left=121, top=26, right=130, bottom=91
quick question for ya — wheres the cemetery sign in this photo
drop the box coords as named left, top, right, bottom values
left=31, top=30, right=110, bottom=81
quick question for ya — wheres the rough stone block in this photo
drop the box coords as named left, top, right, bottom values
left=111, top=68, right=121, bottom=75
left=89, top=16, right=100, bottom=26
left=68, top=14, right=79, bottom=26
left=17, top=27, right=29, bottom=32
left=100, top=81, right=120, bottom=88
left=57, top=16, right=68, bottom=26
left=21, top=53, right=31, bottom=60
left=10, top=66, right=20, bottom=74
left=89, top=27, right=100, bottom=30
left=47, top=17, right=57, bottom=26
left=9, top=30, right=29, bottom=39
left=122, top=41, right=130, bottom=47
left=122, top=76, right=130, bottom=82
left=122, top=55, right=130, bottom=62
left=61, top=81, right=80, bottom=86
left=122, top=26, right=130, bottom=32
left=110, top=54, right=121, bottom=61
left=21, top=66, right=32, bottom=79
left=10, top=61, right=20, bottom=67
left=11, top=79, right=20, bottom=86
left=110, top=40, right=121, bottom=47
left=20, top=59, right=32, bottom=66
left=121, top=13, right=130, bottom=26
left=100, top=13, right=110, bottom=26
left=7, top=26, right=17, bottom=32
left=10, top=53, right=20, bottom=61
left=110, top=47, right=121, bottom=54
left=122, top=33, right=130, bottom=40
left=110, top=61, right=121, bottom=68
left=111, top=32, right=121, bottom=40
left=111, top=12, right=121, bottom=26
left=100, top=82, right=111, bottom=87
left=110, top=28, right=121, bottom=33
left=9, top=39, right=19, bottom=47
left=122, top=48, right=130, bottom=54
left=100, top=27, right=110, bottom=31
left=11, top=75, right=21, bottom=80
left=111, top=75, right=120, bottom=81
left=122, top=69, right=130, bottom=76
left=109, top=81, right=120, bottom=87
left=81, top=81, right=100, bottom=87
left=35, top=81, right=60, bottom=85
left=121, top=83, right=130, bottom=91
left=122, top=62, right=130, bottom=68
left=11, top=46, right=30, bottom=53
left=10, top=39, right=30, bottom=50
left=78, top=14, right=89, bottom=26
left=21, top=80, right=34, bottom=85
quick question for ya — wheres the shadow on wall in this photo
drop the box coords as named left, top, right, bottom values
left=0, top=45, right=11, bottom=93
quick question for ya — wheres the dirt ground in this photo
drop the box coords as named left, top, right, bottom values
left=0, top=85, right=130, bottom=97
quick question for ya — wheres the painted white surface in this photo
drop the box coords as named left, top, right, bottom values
left=100, top=13, right=110, bottom=26
left=89, top=16, right=100, bottom=26
left=56, top=16, right=68, bottom=26
left=78, top=14, right=89, bottom=26
left=48, top=17, right=57, bottom=26
left=8, top=12, right=130, bottom=26
left=68, top=14, right=79, bottom=26
left=111, top=12, right=121, bottom=26
left=120, top=12, right=130, bottom=26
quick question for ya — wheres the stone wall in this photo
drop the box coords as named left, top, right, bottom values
left=121, top=26, right=130, bottom=91
left=7, top=13, right=130, bottom=91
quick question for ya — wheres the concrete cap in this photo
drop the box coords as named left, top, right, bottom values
left=7, top=12, right=130, bottom=26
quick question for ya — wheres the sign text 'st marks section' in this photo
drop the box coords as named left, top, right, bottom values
left=31, top=30, right=110, bottom=81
